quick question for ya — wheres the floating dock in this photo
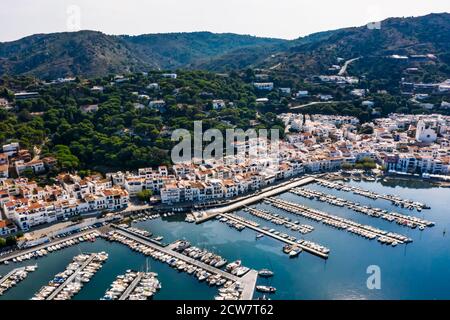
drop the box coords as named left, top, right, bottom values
left=316, top=179, right=430, bottom=211
left=0, top=266, right=36, bottom=296
left=222, top=213, right=329, bottom=259
left=118, top=273, right=145, bottom=300
left=291, top=187, right=434, bottom=229
left=244, top=207, right=314, bottom=234
left=46, top=254, right=98, bottom=300
left=267, top=197, right=411, bottom=245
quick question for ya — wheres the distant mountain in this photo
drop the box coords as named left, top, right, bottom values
left=0, top=31, right=147, bottom=79
left=259, top=13, right=450, bottom=79
left=1, top=13, right=450, bottom=79
left=0, top=31, right=286, bottom=78
left=123, top=32, right=287, bottom=70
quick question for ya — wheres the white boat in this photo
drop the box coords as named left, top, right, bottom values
left=258, top=269, right=274, bottom=278
left=256, top=286, right=276, bottom=294
left=289, top=247, right=302, bottom=258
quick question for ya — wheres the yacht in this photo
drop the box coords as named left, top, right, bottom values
left=226, top=260, right=241, bottom=272
left=283, top=245, right=293, bottom=254
left=289, top=247, right=302, bottom=258
left=258, top=269, right=274, bottom=278
left=256, top=286, right=276, bottom=294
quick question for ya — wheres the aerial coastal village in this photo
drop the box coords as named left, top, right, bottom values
left=1, top=113, right=449, bottom=233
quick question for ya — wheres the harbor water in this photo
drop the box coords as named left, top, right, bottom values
left=1, top=179, right=449, bottom=300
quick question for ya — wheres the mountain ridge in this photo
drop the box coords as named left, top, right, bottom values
left=1, top=13, right=450, bottom=79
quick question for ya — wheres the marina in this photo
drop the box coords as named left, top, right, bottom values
left=33, top=252, right=108, bottom=300
left=266, top=197, right=412, bottom=246
left=0, top=265, right=37, bottom=296
left=291, top=187, right=434, bottom=230
left=316, top=179, right=430, bottom=211
left=218, top=212, right=330, bottom=259
left=102, top=228, right=258, bottom=300
left=0, top=180, right=449, bottom=300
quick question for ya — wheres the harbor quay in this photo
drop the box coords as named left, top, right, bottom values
left=193, top=176, right=317, bottom=223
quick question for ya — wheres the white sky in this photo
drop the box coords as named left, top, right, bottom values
left=1, top=0, right=450, bottom=42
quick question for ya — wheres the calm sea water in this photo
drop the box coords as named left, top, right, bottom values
left=1, top=179, right=449, bottom=300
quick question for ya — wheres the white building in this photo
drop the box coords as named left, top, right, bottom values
left=416, top=120, right=437, bottom=143
left=253, top=82, right=274, bottom=91
left=212, top=100, right=226, bottom=110
left=162, top=73, right=177, bottom=79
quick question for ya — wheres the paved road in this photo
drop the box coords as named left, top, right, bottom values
left=290, top=101, right=350, bottom=110
left=338, top=57, right=361, bottom=76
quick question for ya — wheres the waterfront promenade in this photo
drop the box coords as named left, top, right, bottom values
left=194, top=176, right=317, bottom=223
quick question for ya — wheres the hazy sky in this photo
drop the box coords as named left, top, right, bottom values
left=1, top=0, right=450, bottom=42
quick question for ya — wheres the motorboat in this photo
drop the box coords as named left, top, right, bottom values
left=256, top=286, right=276, bottom=294
left=258, top=269, right=274, bottom=278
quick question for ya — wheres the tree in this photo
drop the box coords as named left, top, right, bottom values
left=21, top=168, right=35, bottom=179
left=137, top=190, right=153, bottom=202
left=5, top=236, right=17, bottom=247
left=359, top=125, right=374, bottom=135
left=356, top=157, right=377, bottom=171
left=341, top=163, right=354, bottom=171
left=54, top=145, right=80, bottom=171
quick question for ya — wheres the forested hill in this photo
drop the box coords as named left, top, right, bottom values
left=0, top=31, right=286, bottom=79
left=1, top=13, right=450, bottom=81
left=258, top=13, right=450, bottom=79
